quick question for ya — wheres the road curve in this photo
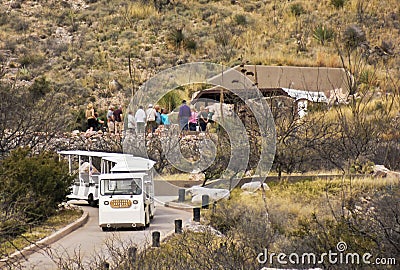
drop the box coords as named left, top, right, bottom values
left=18, top=200, right=192, bottom=270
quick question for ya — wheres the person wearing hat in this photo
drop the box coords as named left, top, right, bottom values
left=145, top=104, right=157, bottom=133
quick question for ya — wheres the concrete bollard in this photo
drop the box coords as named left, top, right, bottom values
left=193, top=207, right=200, bottom=222
left=152, top=231, right=160, bottom=247
left=174, top=219, right=183, bottom=234
left=202, top=194, right=209, bottom=209
left=178, top=189, right=185, bottom=202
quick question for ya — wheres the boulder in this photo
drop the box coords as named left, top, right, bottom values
left=373, top=165, right=400, bottom=179
left=241, top=182, right=270, bottom=193
left=187, top=186, right=230, bottom=203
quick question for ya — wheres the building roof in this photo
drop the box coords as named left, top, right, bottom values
left=207, top=65, right=349, bottom=99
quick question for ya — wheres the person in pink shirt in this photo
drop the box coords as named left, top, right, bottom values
left=189, top=107, right=198, bottom=131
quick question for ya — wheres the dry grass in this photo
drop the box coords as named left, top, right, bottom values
left=0, top=209, right=83, bottom=257
left=227, top=176, right=398, bottom=233
left=124, top=2, right=157, bottom=22
left=155, top=172, right=191, bottom=181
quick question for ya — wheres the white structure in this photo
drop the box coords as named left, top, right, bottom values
left=99, top=172, right=154, bottom=230
left=58, top=150, right=156, bottom=230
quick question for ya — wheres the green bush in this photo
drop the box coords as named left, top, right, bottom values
left=0, top=148, right=74, bottom=224
left=331, top=0, right=346, bottom=9
left=29, top=76, right=52, bottom=100
left=234, top=14, right=248, bottom=26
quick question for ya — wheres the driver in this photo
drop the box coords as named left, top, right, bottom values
left=130, top=180, right=142, bottom=195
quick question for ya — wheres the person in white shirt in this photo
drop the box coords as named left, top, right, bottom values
left=127, top=111, right=136, bottom=134
left=135, top=105, right=146, bottom=134
left=145, top=104, right=157, bottom=133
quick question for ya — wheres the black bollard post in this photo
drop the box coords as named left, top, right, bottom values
left=152, top=231, right=160, bottom=247
left=193, top=207, right=200, bottom=222
left=178, top=189, right=185, bottom=202
left=174, top=219, right=183, bottom=234
left=102, top=261, right=110, bottom=270
left=128, top=246, right=137, bottom=266
left=202, top=194, right=209, bottom=209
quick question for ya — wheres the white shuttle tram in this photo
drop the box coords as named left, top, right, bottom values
left=58, top=150, right=156, bottom=230
left=98, top=155, right=156, bottom=230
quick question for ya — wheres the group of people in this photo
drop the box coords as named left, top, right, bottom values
left=106, top=105, right=124, bottom=135
left=124, top=104, right=171, bottom=135
left=85, top=99, right=213, bottom=136
left=85, top=103, right=107, bottom=133
left=178, top=100, right=213, bottom=132
left=85, top=103, right=124, bottom=135
left=141, top=104, right=171, bottom=134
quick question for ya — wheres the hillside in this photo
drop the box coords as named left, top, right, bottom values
left=0, top=0, right=399, bottom=118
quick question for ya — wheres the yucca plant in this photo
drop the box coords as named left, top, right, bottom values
left=313, top=24, right=335, bottom=45
left=167, top=28, right=185, bottom=49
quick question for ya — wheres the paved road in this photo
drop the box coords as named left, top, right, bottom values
left=18, top=200, right=192, bottom=270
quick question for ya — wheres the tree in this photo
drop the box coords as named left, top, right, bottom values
left=0, top=81, right=70, bottom=155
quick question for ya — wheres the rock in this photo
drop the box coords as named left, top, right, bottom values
left=241, top=182, right=270, bottom=193
left=373, top=165, right=400, bottom=179
left=187, top=186, right=230, bottom=202
left=184, top=221, right=224, bottom=236
left=108, top=79, right=123, bottom=91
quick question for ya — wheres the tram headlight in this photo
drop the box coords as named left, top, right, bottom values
left=104, top=201, right=109, bottom=205
left=132, top=200, right=138, bottom=204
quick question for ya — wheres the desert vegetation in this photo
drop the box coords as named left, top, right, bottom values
left=0, top=148, right=75, bottom=261
left=26, top=177, right=397, bottom=270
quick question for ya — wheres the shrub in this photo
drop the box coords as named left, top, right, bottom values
left=29, top=76, right=52, bottom=100
left=290, top=3, right=305, bottom=17
left=18, top=52, right=45, bottom=68
left=313, top=24, right=335, bottom=45
left=234, top=14, right=248, bottom=26
left=343, top=24, right=366, bottom=51
left=167, top=28, right=185, bottom=49
left=331, top=0, right=346, bottom=9
left=0, top=148, right=74, bottom=224
left=184, top=38, right=197, bottom=52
